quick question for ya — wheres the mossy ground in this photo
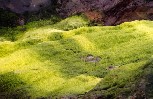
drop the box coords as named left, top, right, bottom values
left=0, top=16, right=153, bottom=98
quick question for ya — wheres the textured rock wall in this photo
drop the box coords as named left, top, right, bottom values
left=57, top=0, right=153, bottom=25
left=1, top=0, right=153, bottom=25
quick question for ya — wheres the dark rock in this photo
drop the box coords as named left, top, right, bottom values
left=106, top=66, right=118, bottom=70
left=0, top=0, right=51, bottom=14
left=57, top=0, right=153, bottom=25
left=60, top=95, right=78, bottom=99
left=81, top=54, right=101, bottom=63
left=1, top=0, right=153, bottom=26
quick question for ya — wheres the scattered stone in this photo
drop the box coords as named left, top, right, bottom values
left=81, top=54, right=101, bottom=66
left=85, top=54, right=94, bottom=62
left=106, top=66, right=118, bottom=70
left=60, top=95, right=78, bottom=99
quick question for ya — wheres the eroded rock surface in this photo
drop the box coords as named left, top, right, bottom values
left=1, top=0, right=153, bottom=25
left=57, top=0, right=153, bottom=25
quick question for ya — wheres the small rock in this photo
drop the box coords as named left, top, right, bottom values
left=85, top=54, right=95, bottom=62
left=107, top=66, right=117, bottom=70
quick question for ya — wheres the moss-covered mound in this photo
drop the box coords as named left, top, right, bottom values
left=0, top=15, right=153, bottom=98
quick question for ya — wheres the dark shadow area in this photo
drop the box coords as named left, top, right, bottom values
left=27, top=38, right=106, bottom=98
left=146, top=73, right=153, bottom=98
left=143, top=61, right=153, bottom=98
left=0, top=0, right=60, bottom=27
left=34, top=36, right=108, bottom=78
left=0, top=8, right=18, bottom=27
left=30, top=38, right=105, bottom=79
left=0, top=72, right=31, bottom=99
left=81, top=59, right=153, bottom=99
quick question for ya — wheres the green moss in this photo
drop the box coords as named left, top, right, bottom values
left=1, top=19, right=153, bottom=98
left=53, top=15, right=90, bottom=30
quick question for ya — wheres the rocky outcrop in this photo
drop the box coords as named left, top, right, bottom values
left=1, top=0, right=153, bottom=26
left=57, top=0, right=153, bottom=25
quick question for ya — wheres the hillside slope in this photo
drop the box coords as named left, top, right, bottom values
left=0, top=16, right=153, bottom=98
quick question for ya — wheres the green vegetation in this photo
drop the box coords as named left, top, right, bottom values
left=0, top=15, right=153, bottom=98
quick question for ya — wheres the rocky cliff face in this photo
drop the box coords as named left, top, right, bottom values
left=57, top=0, right=153, bottom=25
left=1, top=0, right=153, bottom=26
